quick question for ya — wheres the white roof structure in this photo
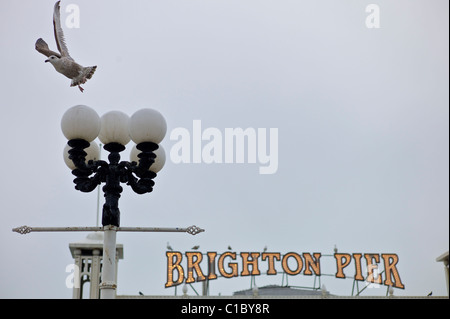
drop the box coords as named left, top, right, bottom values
left=69, top=232, right=123, bottom=259
left=436, top=251, right=449, bottom=296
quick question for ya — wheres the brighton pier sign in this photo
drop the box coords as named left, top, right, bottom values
left=165, top=251, right=405, bottom=289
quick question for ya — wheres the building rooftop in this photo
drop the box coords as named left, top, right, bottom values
left=69, top=232, right=124, bottom=259
left=233, top=285, right=329, bottom=297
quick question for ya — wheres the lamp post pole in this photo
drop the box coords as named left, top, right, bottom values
left=101, top=225, right=118, bottom=299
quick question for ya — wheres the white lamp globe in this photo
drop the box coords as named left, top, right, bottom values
left=129, top=109, right=167, bottom=144
left=98, top=111, right=131, bottom=146
left=130, top=144, right=166, bottom=173
left=63, top=142, right=101, bottom=170
left=61, top=105, right=101, bottom=142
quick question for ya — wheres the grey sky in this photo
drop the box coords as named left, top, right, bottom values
left=0, top=0, right=448, bottom=298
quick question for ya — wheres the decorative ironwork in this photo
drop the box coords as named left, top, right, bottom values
left=12, top=225, right=32, bottom=234
left=68, top=139, right=159, bottom=227
left=99, top=281, right=117, bottom=290
left=186, top=225, right=205, bottom=235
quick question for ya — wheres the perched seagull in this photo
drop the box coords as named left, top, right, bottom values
left=35, top=1, right=96, bottom=92
left=191, top=245, right=200, bottom=250
left=166, top=242, right=173, bottom=251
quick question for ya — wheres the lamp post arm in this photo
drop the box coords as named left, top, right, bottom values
left=72, top=160, right=108, bottom=193
left=125, top=162, right=156, bottom=194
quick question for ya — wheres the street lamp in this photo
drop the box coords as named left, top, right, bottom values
left=61, top=105, right=167, bottom=298
left=61, top=105, right=167, bottom=227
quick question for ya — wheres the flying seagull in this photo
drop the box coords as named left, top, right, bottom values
left=35, top=1, right=96, bottom=92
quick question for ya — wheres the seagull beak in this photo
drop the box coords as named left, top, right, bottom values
left=45, top=59, right=49, bottom=63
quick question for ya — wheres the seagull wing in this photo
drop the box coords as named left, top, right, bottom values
left=35, top=38, right=61, bottom=58
left=53, top=1, right=72, bottom=59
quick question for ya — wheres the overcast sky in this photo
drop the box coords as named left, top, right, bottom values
left=0, top=0, right=448, bottom=298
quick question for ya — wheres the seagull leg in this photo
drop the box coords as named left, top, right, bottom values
left=78, top=85, right=84, bottom=93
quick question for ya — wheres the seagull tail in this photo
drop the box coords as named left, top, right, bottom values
left=83, top=65, right=97, bottom=80
left=71, top=66, right=97, bottom=87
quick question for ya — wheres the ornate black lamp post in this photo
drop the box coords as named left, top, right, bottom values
left=61, top=106, right=166, bottom=227
left=61, top=105, right=167, bottom=298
